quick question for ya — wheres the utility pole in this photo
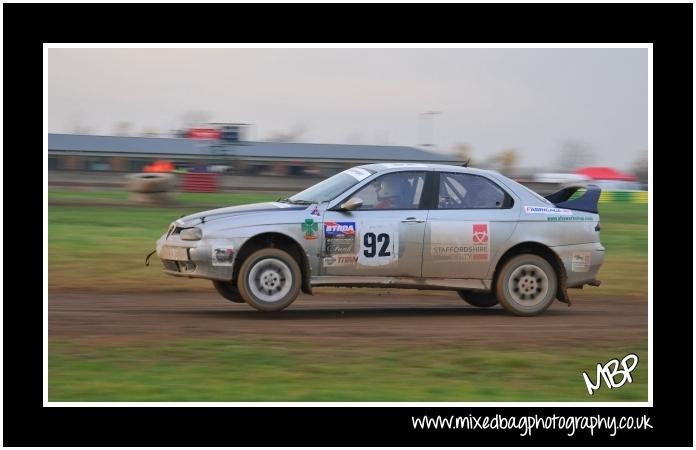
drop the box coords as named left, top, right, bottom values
left=419, top=111, right=442, bottom=149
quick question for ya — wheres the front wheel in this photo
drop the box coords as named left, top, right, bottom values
left=494, top=254, right=557, bottom=316
left=237, top=248, right=302, bottom=312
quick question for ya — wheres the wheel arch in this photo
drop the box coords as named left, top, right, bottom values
left=233, top=232, right=312, bottom=295
left=492, top=241, right=569, bottom=304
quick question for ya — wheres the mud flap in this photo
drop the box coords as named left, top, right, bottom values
left=556, top=271, right=571, bottom=306
left=301, top=251, right=313, bottom=295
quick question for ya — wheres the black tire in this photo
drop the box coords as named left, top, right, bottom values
left=236, top=248, right=302, bottom=312
left=457, top=291, right=498, bottom=308
left=125, top=173, right=174, bottom=193
left=495, top=254, right=557, bottom=316
left=212, top=280, right=245, bottom=303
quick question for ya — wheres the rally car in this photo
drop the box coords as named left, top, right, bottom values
left=154, top=163, right=604, bottom=316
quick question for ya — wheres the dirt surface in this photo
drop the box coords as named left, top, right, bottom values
left=49, top=288, right=647, bottom=348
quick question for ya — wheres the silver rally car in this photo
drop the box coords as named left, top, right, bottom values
left=155, top=163, right=604, bottom=316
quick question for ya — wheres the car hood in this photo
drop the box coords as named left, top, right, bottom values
left=175, top=202, right=308, bottom=228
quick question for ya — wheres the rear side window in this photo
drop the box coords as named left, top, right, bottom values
left=437, top=173, right=511, bottom=209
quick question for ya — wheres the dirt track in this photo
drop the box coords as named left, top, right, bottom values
left=49, top=289, right=647, bottom=348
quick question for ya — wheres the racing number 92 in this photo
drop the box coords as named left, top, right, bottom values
left=363, top=232, right=390, bottom=258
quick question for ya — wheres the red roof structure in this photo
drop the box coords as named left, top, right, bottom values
left=574, top=166, right=636, bottom=181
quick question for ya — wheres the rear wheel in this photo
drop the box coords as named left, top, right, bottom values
left=212, top=280, right=244, bottom=303
left=495, top=254, right=557, bottom=316
left=457, top=291, right=498, bottom=308
left=237, top=248, right=302, bottom=312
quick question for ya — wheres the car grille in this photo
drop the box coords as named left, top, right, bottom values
left=162, top=260, right=179, bottom=272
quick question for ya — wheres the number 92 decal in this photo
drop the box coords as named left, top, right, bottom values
left=358, top=223, right=398, bottom=266
left=363, top=232, right=391, bottom=257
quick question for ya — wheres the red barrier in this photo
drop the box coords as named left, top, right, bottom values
left=182, top=173, right=218, bottom=193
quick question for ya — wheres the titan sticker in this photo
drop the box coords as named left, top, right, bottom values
left=323, top=255, right=359, bottom=267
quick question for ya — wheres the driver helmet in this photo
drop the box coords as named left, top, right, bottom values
left=377, top=177, right=402, bottom=200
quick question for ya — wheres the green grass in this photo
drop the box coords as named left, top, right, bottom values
left=47, top=193, right=648, bottom=294
left=49, top=339, right=648, bottom=402
left=597, top=203, right=648, bottom=257
left=48, top=190, right=288, bottom=207
left=47, top=193, right=648, bottom=402
left=48, top=193, right=287, bottom=291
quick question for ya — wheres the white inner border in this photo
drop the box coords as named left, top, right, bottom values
left=43, top=42, right=653, bottom=408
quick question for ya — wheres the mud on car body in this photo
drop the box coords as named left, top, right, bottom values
left=154, top=163, right=604, bottom=316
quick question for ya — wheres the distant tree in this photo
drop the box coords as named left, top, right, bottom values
left=452, top=143, right=474, bottom=165
left=141, top=127, right=159, bottom=137
left=557, top=140, right=595, bottom=171
left=73, top=125, right=91, bottom=134
left=345, top=133, right=364, bottom=144
left=485, top=149, right=518, bottom=175
left=267, top=124, right=306, bottom=143
left=67, top=112, right=91, bottom=134
left=180, top=110, right=213, bottom=129
left=632, top=152, right=648, bottom=186
left=113, top=121, right=132, bottom=136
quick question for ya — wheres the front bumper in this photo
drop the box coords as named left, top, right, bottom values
left=155, top=233, right=236, bottom=281
left=552, top=242, right=605, bottom=288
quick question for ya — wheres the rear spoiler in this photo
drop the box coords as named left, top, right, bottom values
left=544, top=184, right=601, bottom=214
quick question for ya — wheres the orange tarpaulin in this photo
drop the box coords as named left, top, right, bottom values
left=144, top=160, right=174, bottom=173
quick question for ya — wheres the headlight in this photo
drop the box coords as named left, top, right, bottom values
left=180, top=227, right=203, bottom=241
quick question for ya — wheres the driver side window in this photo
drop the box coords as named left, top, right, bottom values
left=350, top=171, right=426, bottom=210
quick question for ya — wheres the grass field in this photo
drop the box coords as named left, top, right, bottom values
left=48, top=189, right=290, bottom=207
left=48, top=191, right=648, bottom=295
left=49, top=339, right=647, bottom=401
left=48, top=191, right=648, bottom=402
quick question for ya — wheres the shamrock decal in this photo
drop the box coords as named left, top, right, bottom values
left=301, top=218, right=318, bottom=240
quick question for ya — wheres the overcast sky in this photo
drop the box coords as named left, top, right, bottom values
left=48, top=48, right=648, bottom=170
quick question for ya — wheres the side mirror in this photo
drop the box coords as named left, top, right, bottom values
left=339, top=197, right=363, bottom=211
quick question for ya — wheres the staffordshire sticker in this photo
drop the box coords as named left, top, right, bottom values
left=430, top=221, right=490, bottom=262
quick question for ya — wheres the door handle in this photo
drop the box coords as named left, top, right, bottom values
left=401, top=217, right=425, bottom=223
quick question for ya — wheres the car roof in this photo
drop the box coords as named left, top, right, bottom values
left=358, top=162, right=500, bottom=177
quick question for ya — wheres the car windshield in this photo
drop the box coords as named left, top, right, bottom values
left=282, top=168, right=374, bottom=204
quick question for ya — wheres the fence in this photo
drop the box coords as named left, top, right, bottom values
left=182, top=173, right=218, bottom=193
left=599, top=190, right=648, bottom=204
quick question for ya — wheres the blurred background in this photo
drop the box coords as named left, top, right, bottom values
left=48, top=48, right=648, bottom=195
left=47, top=48, right=649, bottom=402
